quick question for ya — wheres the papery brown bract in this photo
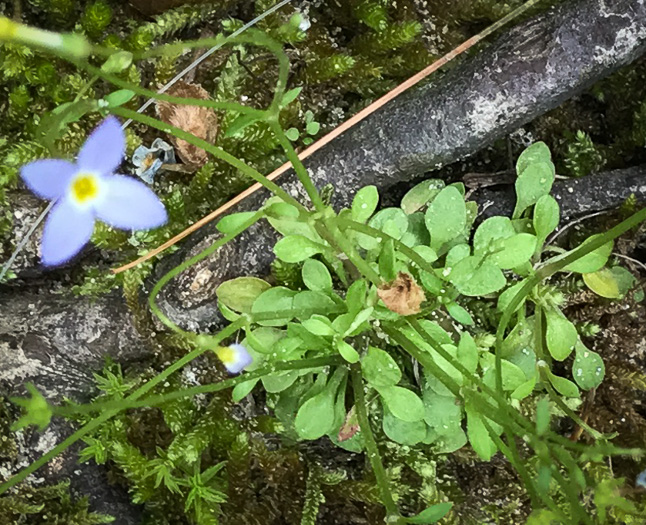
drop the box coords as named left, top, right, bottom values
left=156, top=81, right=219, bottom=169
left=377, top=272, right=425, bottom=316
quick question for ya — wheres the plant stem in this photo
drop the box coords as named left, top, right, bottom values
left=55, top=355, right=343, bottom=416
left=270, top=120, right=325, bottom=211
left=0, top=319, right=243, bottom=495
left=111, top=107, right=304, bottom=211
left=325, top=219, right=382, bottom=286
left=350, top=365, right=401, bottom=523
left=337, top=218, right=437, bottom=275
left=148, top=211, right=264, bottom=336
left=496, top=207, right=646, bottom=398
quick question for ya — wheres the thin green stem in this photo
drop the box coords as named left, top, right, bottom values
left=73, top=74, right=99, bottom=103
left=148, top=211, right=264, bottom=335
left=269, top=120, right=325, bottom=211
left=337, top=218, right=437, bottom=275
left=350, top=365, right=402, bottom=523
left=0, top=319, right=243, bottom=494
left=55, top=355, right=342, bottom=417
left=80, top=61, right=262, bottom=116
left=325, top=219, right=382, bottom=286
left=540, top=368, right=602, bottom=441
left=111, top=107, right=303, bottom=211
left=496, top=207, right=646, bottom=398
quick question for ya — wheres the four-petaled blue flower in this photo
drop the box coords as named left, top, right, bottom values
left=20, top=116, right=168, bottom=266
left=214, top=343, right=253, bottom=374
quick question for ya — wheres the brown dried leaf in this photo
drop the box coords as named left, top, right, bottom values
left=337, top=406, right=359, bottom=442
left=156, top=81, right=219, bottom=169
left=377, top=272, right=425, bottom=316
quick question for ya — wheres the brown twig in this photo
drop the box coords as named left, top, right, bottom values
left=112, top=0, right=542, bottom=274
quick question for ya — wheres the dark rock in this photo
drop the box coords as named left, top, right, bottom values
left=0, top=290, right=148, bottom=524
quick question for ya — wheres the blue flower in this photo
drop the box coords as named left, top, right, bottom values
left=20, top=116, right=168, bottom=266
left=214, top=343, right=253, bottom=374
left=132, top=138, right=176, bottom=184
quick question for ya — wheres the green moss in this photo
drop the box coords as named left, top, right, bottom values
left=0, top=481, right=114, bottom=524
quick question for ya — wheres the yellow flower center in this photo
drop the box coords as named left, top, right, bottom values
left=215, top=346, right=236, bottom=364
left=71, top=174, right=99, bottom=204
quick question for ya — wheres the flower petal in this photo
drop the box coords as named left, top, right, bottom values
left=216, top=344, right=253, bottom=374
left=20, top=159, right=77, bottom=200
left=94, top=174, right=167, bottom=230
left=77, top=116, right=125, bottom=175
left=41, top=198, right=95, bottom=267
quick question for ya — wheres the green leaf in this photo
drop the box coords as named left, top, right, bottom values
left=295, top=392, right=336, bottom=440
left=488, top=233, right=537, bottom=269
left=482, top=360, right=527, bottom=392
left=516, top=142, right=553, bottom=175
left=280, top=86, right=302, bottom=107
left=382, top=406, right=427, bottom=445
left=457, top=333, right=478, bottom=374
left=216, top=211, right=258, bottom=234
left=401, top=179, right=445, bottom=214
left=306, top=121, right=320, bottom=135
left=302, top=259, right=332, bottom=291
left=293, top=291, right=338, bottom=317
left=404, top=502, right=453, bottom=524
left=262, top=371, right=298, bottom=393
left=400, top=212, right=430, bottom=247
left=368, top=208, right=408, bottom=240
left=449, top=256, right=506, bottom=296
left=361, top=346, right=401, bottom=387
left=446, top=302, right=473, bottom=325
left=573, top=341, right=604, bottom=390
left=101, top=51, right=133, bottom=73
left=583, top=268, right=620, bottom=298
left=336, top=340, right=360, bottom=363
left=612, top=266, right=637, bottom=296
left=466, top=405, right=497, bottom=461
left=426, top=186, right=466, bottom=250
left=10, top=383, right=52, bottom=431
left=244, top=327, right=286, bottom=356
left=535, top=396, right=550, bottom=435
left=345, top=307, right=373, bottom=336
left=511, top=375, right=536, bottom=400
left=217, top=277, right=271, bottom=313
left=351, top=185, right=379, bottom=223
left=378, top=239, right=396, bottom=281
left=445, top=243, right=470, bottom=268
left=377, top=385, right=424, bottom=422
left=346, top=279, right=368, bottom=314
left=224, top=114, right=262, bottom=138
left=104, top=89, right=135, bottom=108
left=428, top=424, right=468, bottom=453
left=526, top=510, right=560, bottom=525
left=232, top=379, right=258, bottom=402
left=547, top=370, right=580, bottom=398
left=285, top=127, right=300, bottom=141
left=473, top=216, right=515, bottom=254
left=302, top=317, right=336, bottom=337
left=423, top=390, right=461, bottom=429
left=545, top=309, right=577, bottom=361
left=497, top=280, right=527, bottom=313
left=513, top=162, right=555, bottom=218
left=274, top=235, right=327, bottom=263
left=533, top=195, right=559, bottom=246
left=561, top=234, right=613, bottom=273
left=251, top=287, right=296, bottom=326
